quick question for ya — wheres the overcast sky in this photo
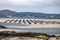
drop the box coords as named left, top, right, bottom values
left=0, top=0, right=60, bottom=13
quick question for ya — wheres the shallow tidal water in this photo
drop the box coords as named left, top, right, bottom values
left=8, top=28, right=60, bottom=35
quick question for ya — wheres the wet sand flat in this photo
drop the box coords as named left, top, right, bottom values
left=0, top=18, right=60, bottom=28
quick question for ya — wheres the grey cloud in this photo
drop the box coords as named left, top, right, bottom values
left=0, top=0, right=60, bottom=13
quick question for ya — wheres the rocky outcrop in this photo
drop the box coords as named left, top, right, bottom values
left=0, top=25, right=7, bottom=29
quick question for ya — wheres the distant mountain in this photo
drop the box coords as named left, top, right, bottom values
left=0, top=10, right=60, bottom=19
left=0, top=10, right=17, bottom=18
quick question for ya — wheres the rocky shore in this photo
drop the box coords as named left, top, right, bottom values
left=0, top=30, right=60, bottom=40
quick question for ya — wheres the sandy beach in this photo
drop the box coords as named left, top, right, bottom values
left=0, top=18, right=60, bottom=28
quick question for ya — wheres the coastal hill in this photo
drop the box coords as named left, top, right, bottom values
left=0, top=10, right=60, bottom=19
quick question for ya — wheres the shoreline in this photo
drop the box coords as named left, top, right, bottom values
left=0, top=29, right=60, bottom=36
left=0, top=29, right=60, bottom=40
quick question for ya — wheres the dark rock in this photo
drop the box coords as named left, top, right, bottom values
left=0, top=25, right=7, bottom=29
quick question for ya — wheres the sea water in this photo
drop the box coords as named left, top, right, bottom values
left=8, top=28, right=60, bottom=35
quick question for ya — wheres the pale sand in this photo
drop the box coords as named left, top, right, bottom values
left=0, top=18, right=60, bottom=28
left=5, top=24, right=60, bottom=28
left=1, top=37, right=60, bottom=40
left=0, top=37, right=41, bottom=40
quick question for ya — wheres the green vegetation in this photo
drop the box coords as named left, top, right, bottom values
left=0, top=30, right=58, bottom=39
